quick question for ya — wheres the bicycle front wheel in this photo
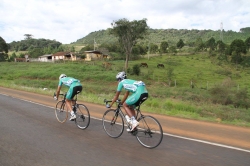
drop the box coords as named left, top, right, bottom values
left=102, top=109, right=124, bottom=138
left=75, top=104, right=90, bottom=130
left=55, top=101, right=68, bottom=123
left=136, top=115, right=163, bottom=148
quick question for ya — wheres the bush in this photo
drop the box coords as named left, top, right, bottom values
left=132, top=64, right=140, bottom=75
left=209, top=87, right=233, bottom=105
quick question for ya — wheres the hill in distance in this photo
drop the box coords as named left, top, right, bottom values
left=72, top=27, right=250, bottom=46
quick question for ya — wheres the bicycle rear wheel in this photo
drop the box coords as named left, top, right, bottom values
left=55, top=101, right=68, bottom=123
left=136, top=115, right=163, bottom=148
left=75, top=104, right=90, bottom=130
left=102, top=109, right=124, bottom=138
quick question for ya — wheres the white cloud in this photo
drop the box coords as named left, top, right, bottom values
left=0, top=0, right=249, bottom=44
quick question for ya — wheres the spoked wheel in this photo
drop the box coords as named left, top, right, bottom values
left=136, top=115, right=163, bottom=148
left=55, top=101, right=68, bottom=123
left=75, top=104, right=90, bottom=130
left=102, top=109, right=124, bottom=138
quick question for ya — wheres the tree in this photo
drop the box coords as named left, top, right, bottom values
left=160, top=41, right=168, bottom=53
left=70, top=46, right=75, bottom=52
left=195, top=37, right=205, bottom=51
left=169, top=46, right=177, bottom=55
left=206, top=37, right=216, bottom=51
left=176, top=39, right=184, bottom=49
left=0, top=37, right=8, bottom=61
left=131, top=44, right=147, bottom=60
left=149, top=43, right=158, bottom=53
left=229, top=39, right=246, bottom=66
left=80, top=45, right=93, bottom=52
left=9, top=52, right=17, bottom=62
left=216, top=40, right=226, bottom=54
left=0, top=37, right=8, bottom=53
left=229, top=39, right=247, bottom=55
left=28, top=48, right=44, bottom=58
left=245, top=37, right=250, bottom=52
left=24, top=34, right=33, bottom=40
left=110, top=18, right=149, bottom=70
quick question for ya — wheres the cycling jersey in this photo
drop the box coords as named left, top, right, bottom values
left=117, top=79, right=148, bottom=106
left=117, top=79, right=148, bottom=93
left=58, top=77, right=81, bottom=87
left=58, top=77, right=82, bottom=100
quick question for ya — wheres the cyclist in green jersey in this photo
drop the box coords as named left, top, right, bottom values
left=106, top=71, right=148, bottom=131
left=54, top=74, right=83, bottom=121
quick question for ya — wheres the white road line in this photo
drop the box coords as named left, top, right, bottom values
left=1, top=92, right=250, bottom=153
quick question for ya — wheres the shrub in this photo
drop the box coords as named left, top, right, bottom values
left=132, top=64, right=140, bottom=75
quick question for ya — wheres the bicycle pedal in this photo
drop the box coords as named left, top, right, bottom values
left=127, top=128, right=138, bottom=133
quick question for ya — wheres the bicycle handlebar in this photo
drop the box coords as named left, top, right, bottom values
left=104, top=99, right=121, bottom=104
left=53, top=92, right=65, bottom=97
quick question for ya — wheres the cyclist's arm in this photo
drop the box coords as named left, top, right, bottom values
left=55, top=85, right=62, bottom=99
left=121, top=91, right=129, bottom=104
left=110, top=91, right=121, bottom=107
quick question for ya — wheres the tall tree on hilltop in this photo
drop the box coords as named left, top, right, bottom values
left=109, top=18, right=149, bottom=70
left=24, top=34, right=33, bottom=40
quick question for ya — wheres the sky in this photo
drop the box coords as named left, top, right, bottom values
left=0, top=0, right=249, bottom=44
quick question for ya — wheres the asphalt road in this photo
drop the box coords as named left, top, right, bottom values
left=0, top=87, right=250, bottom=166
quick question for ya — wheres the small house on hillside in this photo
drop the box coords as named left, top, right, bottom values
left=53, top=52, right=76, bottom=61
left=84, top=50, right=110, bottom=61
left=38, top=52, right=76, bottom=62
left=39, top=54, right=53, bottom=62
left=15, top=55, right=29, bottom=62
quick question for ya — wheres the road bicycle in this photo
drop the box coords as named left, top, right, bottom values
left=54, top=92, right=90, bottom=130
left=102, top=99, right=163, bottom=149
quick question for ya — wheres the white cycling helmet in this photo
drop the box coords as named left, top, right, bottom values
left=116, top=71, right=127, bottom=81
left=59, top=74, right=67, bottom=80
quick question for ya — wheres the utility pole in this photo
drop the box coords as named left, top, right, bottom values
left=94, top=38, right=96, bottom=50
left=148, top=42, right=150, bottom=60
left=220, top=22, right=223, bottom=41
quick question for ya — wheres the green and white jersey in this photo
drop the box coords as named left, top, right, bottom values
left=58, top=77, right=81, bottom=87
left=117, top=79, right=148, bottom=93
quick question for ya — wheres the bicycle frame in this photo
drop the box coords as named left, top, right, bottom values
left=104, top=99, right=143, bottom=133
left=57, top=92, right=79, bottom=108
left=112, top=102, right=131, bottom=128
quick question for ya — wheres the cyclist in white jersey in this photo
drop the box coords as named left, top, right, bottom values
left=107, top=71, right=148, bottom=131
left=54, top=74, right=82, bottom=121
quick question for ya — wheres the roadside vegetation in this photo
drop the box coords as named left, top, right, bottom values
left=0, top=52, right=250, bottom=127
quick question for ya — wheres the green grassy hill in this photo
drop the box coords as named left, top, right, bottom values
left=72, top=28, right=250, bottom=46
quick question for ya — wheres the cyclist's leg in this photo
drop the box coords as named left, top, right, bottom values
left=123, top=92, right=141, bottom=130
left=125, top=92, right=149, bottom=130
left=124, top=91, right=148, bottom=116
left=66, top=86, right=75, bottom=120
left=133, top=93, right=148, bottom=107
left=70, top=85, right=82, bottom=106
left=71, top=85, right=82, bottom=98
left=123, top=92, right=138, bottom=117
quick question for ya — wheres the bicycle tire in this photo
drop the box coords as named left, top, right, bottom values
left=55, top=101, right=68, bottom=123
left=102, top=109, right=124, bottom=138
left=75, top=104, right=90, bottom=130
left=136, top=115, right=163, bottom=148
